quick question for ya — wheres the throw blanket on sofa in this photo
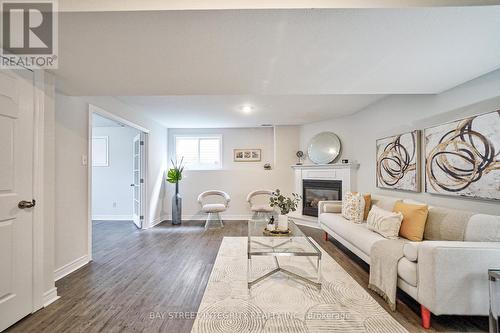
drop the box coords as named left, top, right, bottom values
left=368, top=239, right=405, bottom=311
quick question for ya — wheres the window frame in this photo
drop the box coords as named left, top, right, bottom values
left=92, top=136, right=109, bottom=167
left=173, top=134, right=223, bottom=170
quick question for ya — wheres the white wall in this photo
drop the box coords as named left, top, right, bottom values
left=301, top=69, right=500, bottom=215
left=166, top=126, right=299, bottom=219
left=92, top=126, right=139, bottom=220
left=54, top=93, right=168, bottom=274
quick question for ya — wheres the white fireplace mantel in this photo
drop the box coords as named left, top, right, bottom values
left=291, top=163, right=359, bottom=170
left=289, top=162, right=359, bottom=228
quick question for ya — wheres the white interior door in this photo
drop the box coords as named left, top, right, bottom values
left=132, top=133, right=143, bottom=228
left=0, top=68, right=35, bottom=331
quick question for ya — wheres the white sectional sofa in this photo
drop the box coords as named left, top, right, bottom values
left=318, top=194, right=500, bottom=328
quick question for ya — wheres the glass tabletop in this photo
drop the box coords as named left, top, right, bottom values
left=247, top=219, right=321, bottom=257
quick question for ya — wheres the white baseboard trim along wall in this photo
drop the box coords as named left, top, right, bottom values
left=91, top=215, right=134, bottom=221
left=54, top=254, right=90, bottom=281
left=147, top=214, right=255, bottom=229
left=43, top=287, right=60, bottom=307
left=162, top=214, right=253, bottom=222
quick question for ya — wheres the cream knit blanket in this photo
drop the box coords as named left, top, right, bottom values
left=368, top=239, right=406, bottom=311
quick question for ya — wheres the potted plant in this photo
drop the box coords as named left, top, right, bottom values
left=167, top=157, right=184, bottom=225
left=269, top=189, right=301, bottom=231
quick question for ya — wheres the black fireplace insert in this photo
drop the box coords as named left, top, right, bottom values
left=302, top=179, right=342, bottom=217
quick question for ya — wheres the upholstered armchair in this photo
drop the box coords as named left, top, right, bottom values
left=198, top=190, right=231, bottom=228
left=246, top=189, right=275, bottom=220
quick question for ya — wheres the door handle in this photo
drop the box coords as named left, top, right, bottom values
left=18, top=199, right=36, bottom=209
left=130, top=184, right=135, bottom=187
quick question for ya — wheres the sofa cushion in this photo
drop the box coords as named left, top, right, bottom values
left=394, top=202, right=429, bottom=241
left=323, top=203, right=342, bottom=213
left=403, top=242, right=419, bottom=262
left=342, top=192, right=365, bottom=223
left=366, top=205, right=403, bottom=239
left=373, top=196, right=402, bottom=212
left=201, top=203, right=226, bottom=213
left=250, top=204, right=274, bottom=212
left=362, top=193, right=372, bottom=221
left=424, top=206, right=473, bottom=241
left=398, top=257, right=417, bottom=287
left=320, top=213, right=385, bottom=255
left=465, top=214, right=500, bottom=242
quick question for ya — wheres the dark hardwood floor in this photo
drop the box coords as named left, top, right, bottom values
left=6, top=220, right=488, bottom=333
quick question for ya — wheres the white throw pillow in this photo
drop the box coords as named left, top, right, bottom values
left=366, top=205, right=404, bottom=239
left=341, top=192, right=365, bottom=224
left=323, top=203, right=342, bottom=213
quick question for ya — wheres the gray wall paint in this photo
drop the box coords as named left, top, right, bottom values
left=92, top=126, right=139, bottom=219
left=165, top=126, right=299, bottom=218
left=301, top=69, right=500, bottom=215
left=54, top=93, right=168, bottom=272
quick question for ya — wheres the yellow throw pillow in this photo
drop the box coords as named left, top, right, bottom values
left=362, top=193, right=372, bottom=221
left=393, top=202, right=429, bottom=241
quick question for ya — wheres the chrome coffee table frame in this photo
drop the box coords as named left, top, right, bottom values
left=247, top=220, right=322, bottom=289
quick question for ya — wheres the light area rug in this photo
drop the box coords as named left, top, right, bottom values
left=191, top=237, right=408, bottom=333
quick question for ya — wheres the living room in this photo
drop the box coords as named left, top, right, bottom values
left=1, top=1, right=500, bottom=333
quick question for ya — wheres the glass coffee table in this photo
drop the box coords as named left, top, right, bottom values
left=247, top=219, right=322, bottom=289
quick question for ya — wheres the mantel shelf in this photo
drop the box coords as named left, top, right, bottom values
left=291, top=163, right=359, bottom=170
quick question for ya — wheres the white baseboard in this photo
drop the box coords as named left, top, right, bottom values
left=161, top=214, right=252, bottom=221
left=92, top=215, right=134, bottom=221
left=43, top=287, right=60, bottom=307
left=54, top=254, right=90, bottom=281
left=145, top=214, right=170, bottom=229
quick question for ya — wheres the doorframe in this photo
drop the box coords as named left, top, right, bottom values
left=32, top=70, right=46, bottom=311
left=87, top=104, right=149, bottom=261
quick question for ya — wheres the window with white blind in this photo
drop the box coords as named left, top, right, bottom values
left=174, top=135, right=222, bottom=170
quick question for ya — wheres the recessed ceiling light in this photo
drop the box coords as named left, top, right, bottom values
left=240, top=104, right=254, bottom=114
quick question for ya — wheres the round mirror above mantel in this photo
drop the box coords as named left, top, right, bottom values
left=307, top=132, right=342, bottom=164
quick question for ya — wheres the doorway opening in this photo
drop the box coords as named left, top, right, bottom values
left=89, top=108, right=148, bottom=260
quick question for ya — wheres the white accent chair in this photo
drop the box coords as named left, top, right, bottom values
left=246, top=190, right=275, bottom=220
left=198, top=190, right=231, bottom=229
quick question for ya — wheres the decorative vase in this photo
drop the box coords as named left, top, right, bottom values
left=277, top=214, right=288, bottom=231
left=172, top=182, right=182, bottom=225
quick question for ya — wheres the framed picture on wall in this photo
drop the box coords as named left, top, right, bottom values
left=234, top=149, right=261, bottom=162
left=424, top=110, right=500, bottom=200
left=376, top=130, right=421, bottom=192
left=92, top=136, right=109, bottom=167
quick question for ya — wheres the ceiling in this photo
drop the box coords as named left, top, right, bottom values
left=54, top=6, right=500, bottom=127
left=58, top=0, right=500, bottom=11
left=117, top=94, right=385, bottom=127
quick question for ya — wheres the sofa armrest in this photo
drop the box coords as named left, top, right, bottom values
left=417, top=241, right=500, bottom=315
left=318, top=200, right=342, bottom=214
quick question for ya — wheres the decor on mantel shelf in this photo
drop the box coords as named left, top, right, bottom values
left=307, top=131, right=342, bottom=164
left=296, top=150, right=304, bottom=165
left=167, top=157, right=184, bottom=225
left=291, top=162, right=359, bottom=169
left=269, top=189, right=301, bottom=231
